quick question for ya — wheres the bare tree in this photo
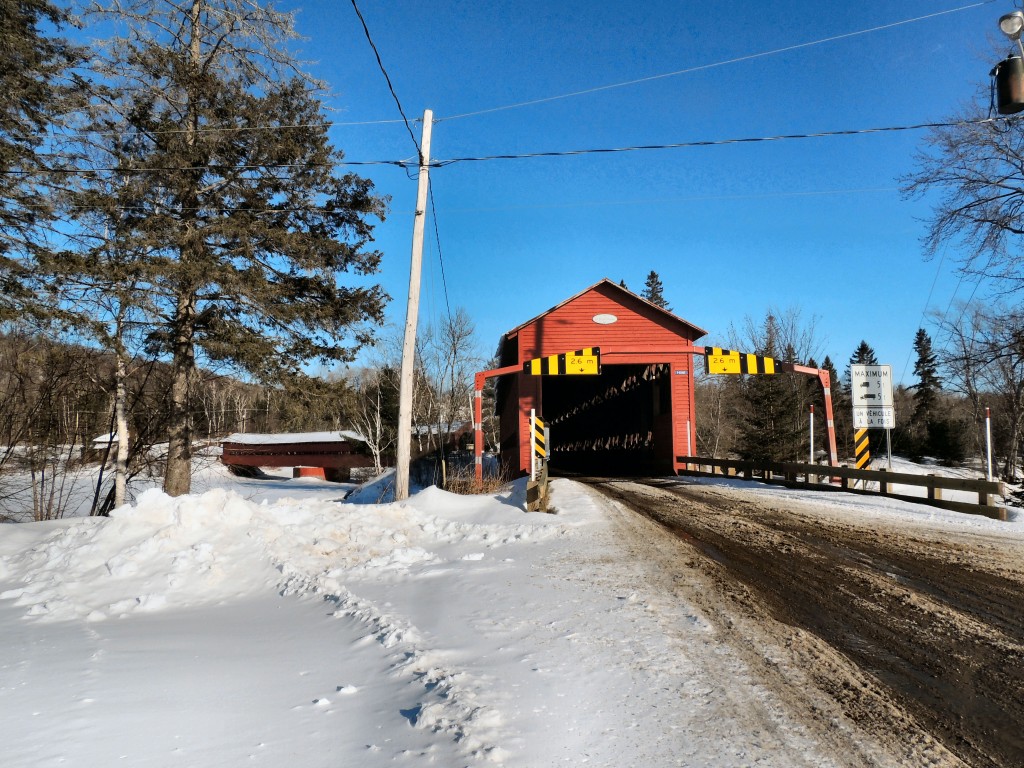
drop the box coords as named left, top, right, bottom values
left=934, top=302, right=1024, bottom=479
left=419, top=309, right=485, bottom=457
left=902, top=107, right=1024, bottom=293
left=694, top=375, right=741, bottom=458
left=348, top=367, right=396, bottom=474
left=0, top=332, right=107, bottom=521
left=729, top=305, right=824, bottom=365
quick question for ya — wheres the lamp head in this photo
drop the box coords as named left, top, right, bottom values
left=1000, top=10, right=1024, bottom=40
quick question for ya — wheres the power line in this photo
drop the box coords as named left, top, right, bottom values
left=4, top=116, right=1007, bottom=176
left=429, top=117, right=1007, bottom=166
left=38, top=116, right=408, bottom=143
left=348, top=0, right=422, bottom=159
left=428, top=185, right=452, bottom=323
left=437, top=1, right=998, bottom=122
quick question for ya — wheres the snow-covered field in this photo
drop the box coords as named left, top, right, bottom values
left=1, top=462, right=1021, bottom=767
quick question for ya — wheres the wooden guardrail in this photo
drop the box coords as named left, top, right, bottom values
left=675, top=456, right=1008, bottom=521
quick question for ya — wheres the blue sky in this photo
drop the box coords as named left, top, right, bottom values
left=284, top=0, right=1004, bottom=381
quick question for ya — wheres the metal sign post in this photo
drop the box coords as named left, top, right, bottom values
left=986, top=407, right=994, bottom=481
left=526, top=409, right=549, bottom=512
left=809, top=404, right=815, bottom=465
left=529, top=409, right=537, bottom=481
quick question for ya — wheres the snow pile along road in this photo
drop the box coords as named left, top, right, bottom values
left=0, top=483, right=582, bottom=766
left=0, top=487, right=559, bottom=623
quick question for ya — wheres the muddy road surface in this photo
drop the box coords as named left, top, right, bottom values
left=585, top=478, right=1024, bottom=768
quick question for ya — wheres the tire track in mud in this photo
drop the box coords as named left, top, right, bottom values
left=587, top=478, right=1024, bottom=768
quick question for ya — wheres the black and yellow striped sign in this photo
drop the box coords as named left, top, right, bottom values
left=533, top=415, right=546, bottom=460
left=523, top=347, right=601, bottom=376
left=854, top=428, right=870, bottom=469
left=704, top=346, right=777, bottom=375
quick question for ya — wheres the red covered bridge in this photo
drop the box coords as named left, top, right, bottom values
left=220, top=431, right=374, bottom=481
left=475, top=279, right=706, bottom=478
left=472, top=279, right=837, bottom=481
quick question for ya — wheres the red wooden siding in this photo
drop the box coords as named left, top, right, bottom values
left=514, top=283, right=701, bottom=360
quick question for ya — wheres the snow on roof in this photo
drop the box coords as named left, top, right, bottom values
left=223, top=431, right=365, bottom=445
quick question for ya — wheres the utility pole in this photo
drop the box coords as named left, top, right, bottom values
left=395, top=109, right=433, bottom=500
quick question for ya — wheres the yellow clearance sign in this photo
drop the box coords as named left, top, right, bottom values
left=704, top=347, right=776, bottom=375
left=524, top=347, right=601, bottom=376
left=566, top=351, right=600, bottom=375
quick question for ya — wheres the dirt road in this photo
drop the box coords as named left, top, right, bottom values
left=585, top=477, right=1024, bottom=768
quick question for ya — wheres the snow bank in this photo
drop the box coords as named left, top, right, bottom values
left=0, top=485, right=563, bottom=624
left=0, top=483, right=580, bottom=766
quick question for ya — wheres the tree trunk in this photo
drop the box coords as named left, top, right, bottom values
left=164, top=291, right=197, bottom=496
left=163, top=0, right=203, bottom=498
left=114, top=348, right=129, bottom=508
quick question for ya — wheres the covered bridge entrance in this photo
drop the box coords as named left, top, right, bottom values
left=474, top=279, right=707, bottom=478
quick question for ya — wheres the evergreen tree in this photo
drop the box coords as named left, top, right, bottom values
left=910, top=327, right=959, bottom=461
left=0, top=0, right=82, bottom=322
left=67, top=0, right=388, bottom=495
left=911, top=328, right=942, bottom=418
left=738, top=314, right=802, bottom=461
left=781, top=342, right=810, bottom=460
left=821, top=356, right=842, bottom=403
left=848, top=340, right=879, bottom=371
left=641, top=271, right=670, bottom=310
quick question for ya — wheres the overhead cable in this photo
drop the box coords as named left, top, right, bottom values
left=437, top=1, right=998, bottom=122
left=428, top=117, right=1007, bottom=167
left=428, top=185, right=453, bottom=323
left=348, top=0, right=422, bottom=158
left=4, top=116, right=1006, bottom=175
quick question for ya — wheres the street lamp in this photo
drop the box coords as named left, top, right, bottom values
left=1000, top=11, right=1024, bottom=55
left=994, top=11, right=1024, bottom=114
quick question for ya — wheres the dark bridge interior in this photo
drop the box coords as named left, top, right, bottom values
left=540, top=363, right=673, bottom=476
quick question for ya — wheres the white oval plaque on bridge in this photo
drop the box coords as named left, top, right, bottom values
left=592, top=313, right=618, bottom=325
